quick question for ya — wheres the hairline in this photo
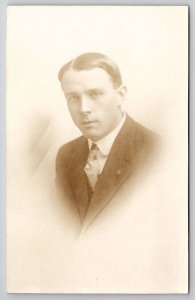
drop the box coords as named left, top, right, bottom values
left=58, top=55, right=123, bottom=88
left=61, top=66, right=121, bottom=88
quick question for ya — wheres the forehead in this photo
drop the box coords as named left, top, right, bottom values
left=61, top=68, right=114, bottom=91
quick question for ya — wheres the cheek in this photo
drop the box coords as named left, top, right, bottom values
left=96, top=96, right=113, bottom=110
left=101, top=99, right=118, bottom=113
left=67, top=102, right=77, bottom=113
left=67, top=105, right=79, bottom=120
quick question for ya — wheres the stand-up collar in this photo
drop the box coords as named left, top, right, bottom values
left=88, top=113, right=126, bottom=156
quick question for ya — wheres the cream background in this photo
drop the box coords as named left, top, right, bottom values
left=6, top=6, right=188, bottom=293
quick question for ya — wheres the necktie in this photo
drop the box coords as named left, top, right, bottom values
left=84, top=143, right=100, bottom=191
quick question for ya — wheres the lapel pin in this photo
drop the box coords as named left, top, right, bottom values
left=116, top=169, right=122, bottom=175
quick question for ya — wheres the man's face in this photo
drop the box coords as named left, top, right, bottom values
left=61, top=68, right=126, bottom=141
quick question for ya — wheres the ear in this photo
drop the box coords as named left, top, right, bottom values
left=116, top=85, right=127, bottom=106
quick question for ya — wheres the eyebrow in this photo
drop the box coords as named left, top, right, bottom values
left=65, top=92, right=80, bottom=97
left=65, top=88, right=104, bottom=96
left=87, top=88, right=104, bottom=92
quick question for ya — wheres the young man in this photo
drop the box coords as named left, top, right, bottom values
left=56, top=52, right=157, bottom=230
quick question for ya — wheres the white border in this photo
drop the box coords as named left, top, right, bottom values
left=0, top=0, right=192, bottom=299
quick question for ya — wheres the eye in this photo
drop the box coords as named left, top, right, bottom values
left=89, top=90, right=103, bottom=98
left=66, top=94, right=80, bottom=102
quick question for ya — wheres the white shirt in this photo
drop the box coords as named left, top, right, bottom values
left=86, top=113, right=126, bottom=174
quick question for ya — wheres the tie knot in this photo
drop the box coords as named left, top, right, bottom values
left=90, top=143, right=99, bottom=161
left=91, top=143, right=98, bottom=151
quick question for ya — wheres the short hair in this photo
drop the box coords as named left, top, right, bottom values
left=58, top=52, right=123, bottom=88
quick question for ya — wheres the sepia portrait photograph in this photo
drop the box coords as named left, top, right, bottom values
left=6, top=6, right=188, bottom=293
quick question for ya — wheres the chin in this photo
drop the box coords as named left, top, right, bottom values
left=83, top=131, right=100, bottom=141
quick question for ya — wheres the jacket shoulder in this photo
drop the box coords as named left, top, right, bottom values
left=124, top=115, right=158, bottom=145
left=56, top=136, right=85, bottom=161
left=132, top=120, right=161, bottom=164
left=134, top=121, right=157, bottom=143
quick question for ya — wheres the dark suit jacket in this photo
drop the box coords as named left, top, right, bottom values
left=56, top=114, right=157, bottom=230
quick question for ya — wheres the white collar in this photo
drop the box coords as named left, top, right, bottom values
left=88, top=113, right=126, bottom=156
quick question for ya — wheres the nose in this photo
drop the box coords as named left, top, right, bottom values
left=80, top=95, right=91, bottom=114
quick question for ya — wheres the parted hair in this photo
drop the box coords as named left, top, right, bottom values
left=58, top=52, right=123, bottom=88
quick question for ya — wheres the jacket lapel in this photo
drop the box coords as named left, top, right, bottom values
left=68, top=137, right=90, bottom=222
left=83, top=116, right=137, bottom=230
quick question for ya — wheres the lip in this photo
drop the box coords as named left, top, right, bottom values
left=81, top=120, right=98, bottom=125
